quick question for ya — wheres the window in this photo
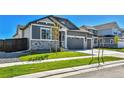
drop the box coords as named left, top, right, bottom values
left=60, top=31, right=65, bottom=41
left=113, top=32, right=117, bottom=35
left=110, top=39, right=114, bottom=44
left=93, top=30, right=97, bottom=35
left=38, top=22, right=54, bottom=26
left=41, top=28, right=51, bottom=39
left=94, top=38, right=98, bottom=44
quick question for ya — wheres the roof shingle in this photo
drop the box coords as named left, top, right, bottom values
left=93, top=22, right=119, bottom=30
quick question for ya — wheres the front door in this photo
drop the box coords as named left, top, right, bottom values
left=87, top=39, right=92, bottom=49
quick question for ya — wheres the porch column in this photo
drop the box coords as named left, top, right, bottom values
left=65, top=31, right=67, bottom=49
left=84, top=34, right=87, bottom=49
left=28, top=25, right=32, bottom=50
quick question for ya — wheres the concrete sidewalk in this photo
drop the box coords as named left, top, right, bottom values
left=14, top=60, right=124, bottom=78
left=75, top=49, right=124, bottom=58
left=0, top=56, right=94, bottom=68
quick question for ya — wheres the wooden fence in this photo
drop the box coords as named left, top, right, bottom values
left=0, top=38, right=29, bottom=52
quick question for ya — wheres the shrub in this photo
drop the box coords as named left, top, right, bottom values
left=28, top=55, right=49, bottom=61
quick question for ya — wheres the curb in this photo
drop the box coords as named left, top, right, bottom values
left=14, top=60, right=124, bottom=78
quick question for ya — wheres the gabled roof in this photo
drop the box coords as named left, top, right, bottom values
left=18, top=25, right=25, bottom=30
left=20, top=15, right=54, bottom=30
left=69, top=29, right=93, bottom=34
left=93, top=22, right=120, bottom=30
left=80, top=25, right=97, bottom=30
left=13, top=25, right=25, bottom=37
left=13, top=15, right=79, bottom=37
left=51, top=16, right=79, bottom=30
left=20, top=15, right=79, bottom=30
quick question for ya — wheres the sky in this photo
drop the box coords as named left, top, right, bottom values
left=1, top=15, right=124, bottom=39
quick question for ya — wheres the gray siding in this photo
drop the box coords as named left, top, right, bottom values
left=67, top=31, right=86, bottom=37
left=67, top=31, right=92, bottom=38
left=32, top=25, right=41, bottom=39
left=24, top=26, right=30, bottom=39
left=87, top=34, right=92, bottom=38
left=104, top=37, right=115, bottom=43
left=103, top=37, right=117, bottom=48
left=103, top=44, right=117, bottom=48
left=104, top=38, right=111, bottom=43
left=94, top=37, right=118, bottom=48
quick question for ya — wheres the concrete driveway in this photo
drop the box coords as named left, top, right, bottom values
left=0, top=51, right=28, bottom=64
left=74, top=49, right=124, bottom=58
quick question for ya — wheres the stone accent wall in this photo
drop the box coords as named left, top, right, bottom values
left=31, top=40, right=59, bottom=50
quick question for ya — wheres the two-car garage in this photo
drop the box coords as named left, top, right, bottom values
left=67, top=37, right=84, bottom=50
left=67, top=30, right=93, bottom=50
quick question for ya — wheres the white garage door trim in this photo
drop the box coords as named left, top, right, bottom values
left=67, top=35, right=85, bottom=39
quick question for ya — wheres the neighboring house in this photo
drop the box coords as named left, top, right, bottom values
left=13, top=15, right=93, bottom=51
left=13, top=25, right=25, bottom=38
left=80, top=25, right=98, bottom=47
left=80, top=25, right=98, bottom=35
left=80, top=22, right=124, bottom=48
left=94, top=22, right=122, bottom=37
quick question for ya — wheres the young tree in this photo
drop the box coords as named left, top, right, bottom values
left=52, top=23, right=60, bottom=53
left=101, top=36, right=104, bottom=63
left=89, top=36, right=94, bottom=64
left=114, top=35, right=119, bottom=45
left=97, top=38, right=101, bottom=65
left=89, top=36, right=104, bottom=66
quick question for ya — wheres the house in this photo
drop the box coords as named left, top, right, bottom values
left=13, top=15, right=93, bottom=51
left=80, top=25, right=98, bottom=47
left=94, top=22, right=122, bottom=37
left=80, top=22, right=124, bottom=48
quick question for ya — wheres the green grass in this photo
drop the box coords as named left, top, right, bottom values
left=0, top=56, right=123, bottom=78
left=19, top=51, right=90, bottom=61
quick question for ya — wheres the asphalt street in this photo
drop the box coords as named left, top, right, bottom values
left=65, top=65, right=124, bottom=78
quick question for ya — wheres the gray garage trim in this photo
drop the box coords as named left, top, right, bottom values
left=67, top=37, right=84, bottom=50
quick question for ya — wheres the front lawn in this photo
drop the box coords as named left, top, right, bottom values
left=0, top=56, right=123, bottom=78
left=19, top=51, right=90, bottom=61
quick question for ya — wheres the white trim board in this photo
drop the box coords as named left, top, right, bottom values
left=67, top=35, right=85, bottom=39
left=31, top=24, right=59, bottom=28
left=31, top=39, right=57, bottom=41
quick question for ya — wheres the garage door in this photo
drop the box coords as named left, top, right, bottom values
left=87, top=39, right=92, bottom=49
left=67, top=37, right=84, bottom=50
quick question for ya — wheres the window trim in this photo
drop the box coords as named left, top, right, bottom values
left=40, top=27, right=52, bottom=40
